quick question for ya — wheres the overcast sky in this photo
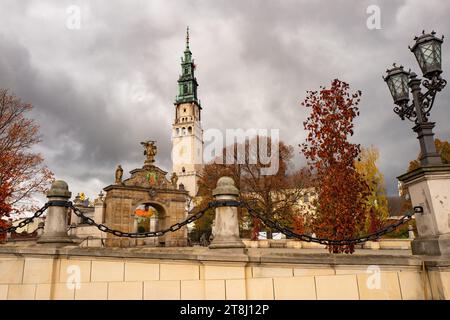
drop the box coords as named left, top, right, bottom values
left=1, top=0, right=449, bottom=200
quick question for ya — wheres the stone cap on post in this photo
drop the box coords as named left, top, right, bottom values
left=39, top=179, right=73, bottom=245
left=212, top=177, right=239, bottom=197
left=47, top=180, right=72, bottom=199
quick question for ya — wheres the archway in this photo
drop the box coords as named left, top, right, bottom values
left=132, top=202, right=167, bottom=247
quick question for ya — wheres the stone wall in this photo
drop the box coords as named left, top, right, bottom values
left=0, top=246, right=448, bottom=300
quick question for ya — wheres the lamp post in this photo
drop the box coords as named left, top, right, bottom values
left=384, top=31, right=447, bottom=166
left=393, top=32, right=450, bottom=263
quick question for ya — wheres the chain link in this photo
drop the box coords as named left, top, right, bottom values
left=70, top=202, right=212, bottom=238
left=0, top=203, right=50, bottom=234
left=1, top=199, right=416, bottom=246
left=241, top=201, right=415, bottom=246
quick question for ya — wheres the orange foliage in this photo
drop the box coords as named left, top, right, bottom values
left=197, top=137, right=310, bottom=239
left=292, top=215, right=305, bottom=234
left=251, top=217, right=261, bottom=240
left=301, top=79, right=369, bottom=254
left=0, top=89, right=53, bottom=220
left=0, top=182, right=12, bottom=242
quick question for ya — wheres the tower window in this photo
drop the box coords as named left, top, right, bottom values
left=176, top=128, right=180, bottom=136
left=188, top=126, right=192, bottom=134
left=182, top=167, right=186, bottom=173
left=183, top=84, right=188, bottom=94
left=183, top=108, right=186, bottom=113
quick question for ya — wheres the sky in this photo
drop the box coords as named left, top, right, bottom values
left=0, top=0, right=449, bottom=200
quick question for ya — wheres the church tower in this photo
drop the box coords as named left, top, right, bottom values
left=172, top=27, right=203, bottom=197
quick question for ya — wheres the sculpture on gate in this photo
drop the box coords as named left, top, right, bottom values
left=141, top=140, right=157, bottom=165
left=115, top=165, right=123, bottom=184
left=171, top=172, right=178, bottom=188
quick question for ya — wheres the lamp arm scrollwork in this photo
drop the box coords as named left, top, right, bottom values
left=417, top=76, right=447, bottom=122
left=422, top=76, right=447, bottom=92
left=393, top=101, right=417, bottom=123
left=418, top=90, right=436, bottom=122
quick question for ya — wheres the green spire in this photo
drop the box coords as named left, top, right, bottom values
left=175, top=26, right=199, bottom=105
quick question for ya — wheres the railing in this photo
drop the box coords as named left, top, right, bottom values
left=0, top=199, right=420, bottom=246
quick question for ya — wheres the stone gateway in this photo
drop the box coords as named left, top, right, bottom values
left=103, top=142, right=189, bottom=247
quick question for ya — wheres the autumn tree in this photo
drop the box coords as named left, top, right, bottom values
left=301, top=79, right=369, bottom=254
left=195, top=136, right=310, bottom=240
left=354, top=146, right=389, bottom=233
left=0, top=89, right=53, bottom=238
left=0, top=182, right=12, bottom=242
left=408, top=138, right=450, bottom=172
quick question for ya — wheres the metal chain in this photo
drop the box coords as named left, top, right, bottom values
left=240, top=201, right=416, bottom=246
left=69, top=201, right=218, bottom=238
left=0, top=203, right=50, bottom=234
left=0, top=199, right=417, bottom=246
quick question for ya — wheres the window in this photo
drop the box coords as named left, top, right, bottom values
left=182, top=167, right=186, bottom=173
left=188, top=126, right=192, bottom=134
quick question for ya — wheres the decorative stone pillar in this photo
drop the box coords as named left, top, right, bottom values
left=209, top=177, right=245, bottom=249
left=37, top=180, right=74, bottom=244
left=93, top=192, right=105, bottom=223
left=398, top=165, right=450, bottom=256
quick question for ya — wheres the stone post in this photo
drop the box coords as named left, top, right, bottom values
left=398, top=165, right=450, bottom=256
left=209, top=177, right=245, bottom=249
left=93, top=192, right=105, bottom=224
left=37, top=180, right=74, bottom=244
left=36, top=222, right=44, bottom=237
left=408, top=224, right=415, bottom=240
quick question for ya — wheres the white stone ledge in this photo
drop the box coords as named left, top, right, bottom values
left=0, top=244, right=433, bottom=268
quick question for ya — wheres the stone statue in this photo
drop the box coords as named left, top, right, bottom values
left=171, top=172, right=178, bottom=188
left=115, top=165, right=123, bottom=184
left=141, top=140, right=157, bottom=165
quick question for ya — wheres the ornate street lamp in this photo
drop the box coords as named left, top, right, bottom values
left=385, top=64, right=410, bottom=106
left=384, top=31, right=447, bottom=166
left=410, top=31, right=443, bottom=80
